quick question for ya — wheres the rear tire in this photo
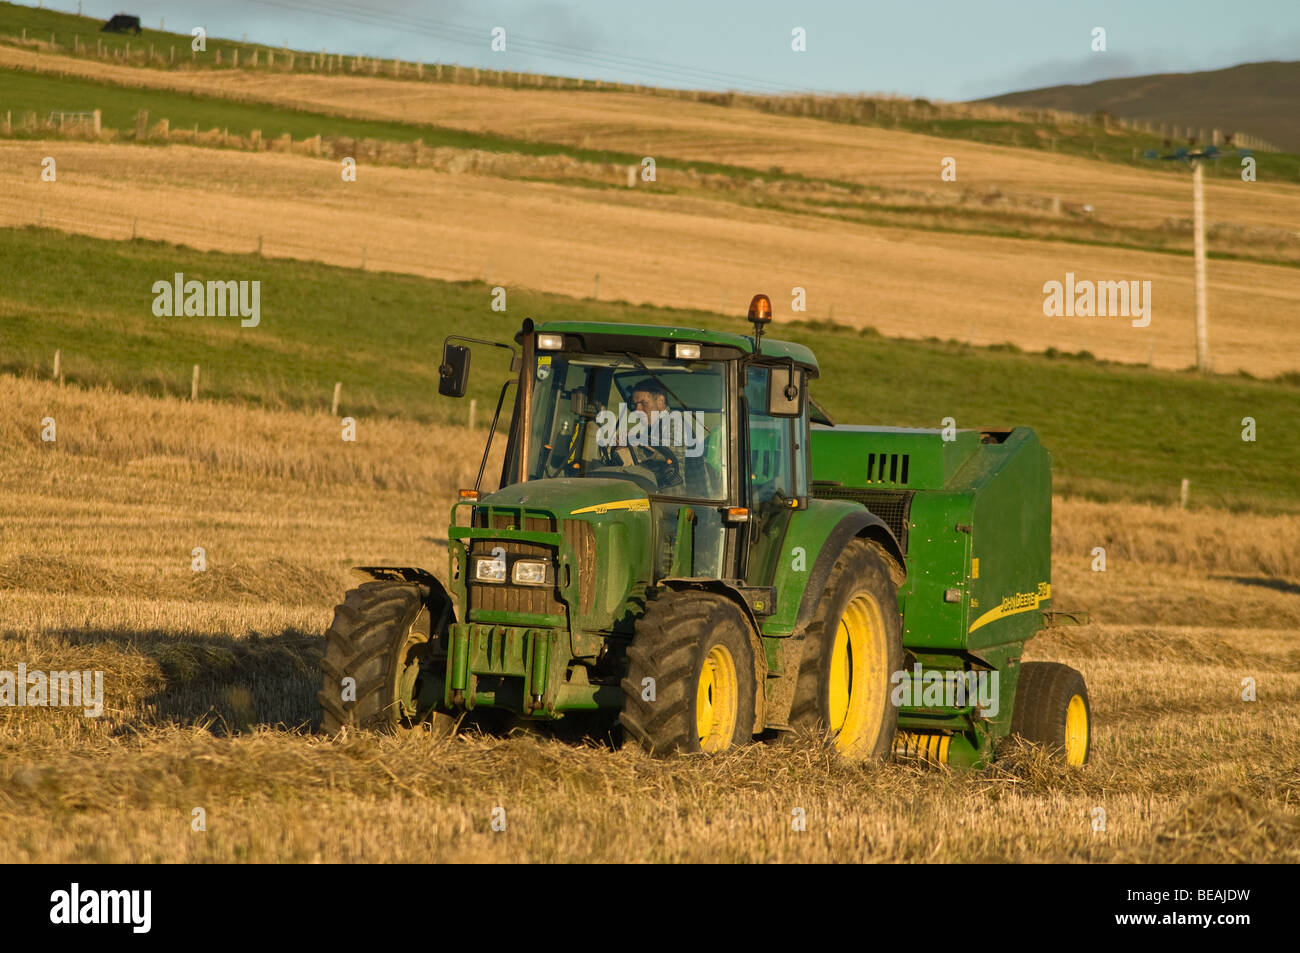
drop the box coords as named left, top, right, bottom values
left=318, top=580, right=457, bottom=735
left=788, top=539, right=903, bottom=760
left=620, top=591, right=757, bottom=756
left=1009, top=661, right=1091, bottom=765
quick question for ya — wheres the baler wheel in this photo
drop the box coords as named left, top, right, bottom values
left=318, top=580, right=456, bottom=735
left=1009, top=662, right=1091, bottom=765
left=787, top=539, right=902, bottom=760
left=619, top=590, right=757, bottom=756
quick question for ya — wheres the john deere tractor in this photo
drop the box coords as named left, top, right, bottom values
left=318, top=295, right=1091, bottom=768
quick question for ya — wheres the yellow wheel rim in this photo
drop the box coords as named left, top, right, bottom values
left=1065, top=694, right=1089, bottom=765
left=828, top=593, right=889, bottom=759
left=696, top=644, right=739, bottom=752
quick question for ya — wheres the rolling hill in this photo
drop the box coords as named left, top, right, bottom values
left=979, top=61, right=1300, bottom=153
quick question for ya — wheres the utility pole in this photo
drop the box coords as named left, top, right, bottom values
left=1144, top=140, right=1248, bottom=373
left=1191, top=159, right=1208, bottom=371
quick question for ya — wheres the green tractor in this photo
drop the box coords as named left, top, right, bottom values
left=318, top=295, right=1091, bottom=768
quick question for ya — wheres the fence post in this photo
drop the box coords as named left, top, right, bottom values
left=1179, top=479, right=1189, bottom=509
left=52, top=349, right=61, bottom=381
left=191, top=365, right=200, bottom=401
left=468, top=399, right=477, bottom=430
left=332, top=382, right=342, bottom=416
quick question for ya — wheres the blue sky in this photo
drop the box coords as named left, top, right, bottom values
left=44, top=0, right=1300, bottom=99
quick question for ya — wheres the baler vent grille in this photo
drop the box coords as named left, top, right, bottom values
left=865, top=452, right=910, bottom=485
left=811, top=486, right=912, bottom=549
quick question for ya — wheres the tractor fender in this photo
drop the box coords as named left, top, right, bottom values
left=658, top=578, right=765, bottom=638
left=790, top=508, right=905, bottom=635
left=353, top=566, right=456, bottom=630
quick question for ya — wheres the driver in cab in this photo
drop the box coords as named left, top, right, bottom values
left=603, top=379, right=685, bottom=491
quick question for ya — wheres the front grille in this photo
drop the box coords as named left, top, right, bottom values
left=812, top=486, right=913, bottom=550
left=473, top=511, right=553, bottom=533
left=468, top=509, right=564, bottom=617
left=563, top=519, right=597, bottom=614
left=468, top=536, right=565, bottom=617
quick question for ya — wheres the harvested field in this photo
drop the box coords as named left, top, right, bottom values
left=6, top=45, right=1300, bottom=232
left=2, top=376, right=1297, bottom=862
left=4, top=140, right=1298, bottom=376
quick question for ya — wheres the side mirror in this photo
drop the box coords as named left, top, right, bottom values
left=767, top=366, right=803, bottom=417
left=438, top=344, right=471, bottom=398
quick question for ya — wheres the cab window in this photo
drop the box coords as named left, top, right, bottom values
left=744, top=367, right=795, bottom=506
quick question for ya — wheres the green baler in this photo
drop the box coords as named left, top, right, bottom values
left=812, top=426, right=1056, bottom=767
left=318, top=295, right=1090, bottom=768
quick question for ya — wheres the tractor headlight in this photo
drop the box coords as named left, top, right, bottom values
left=474, top=556, right=506, bottom=583
left=511, top=559, right=549, bottom=586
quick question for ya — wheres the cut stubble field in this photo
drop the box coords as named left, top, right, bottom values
left=6, top=44, right=1300, bottom=232
left=2, top=377, right=1297, bottom=862
left=5, top=140, right=1299, bottom=377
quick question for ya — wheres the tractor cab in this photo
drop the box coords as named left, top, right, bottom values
left=441, top=296, right=819, bottom=592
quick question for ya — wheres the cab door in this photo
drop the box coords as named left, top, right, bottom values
left=741, top=366, right=807, bottom=587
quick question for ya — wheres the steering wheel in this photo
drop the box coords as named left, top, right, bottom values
left=585, top=464, right=660, bottom=495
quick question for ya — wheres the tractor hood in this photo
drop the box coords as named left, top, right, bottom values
left=482, top=478, right=651, bottom=519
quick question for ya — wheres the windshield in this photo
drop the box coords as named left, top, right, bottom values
left=524, top=353, right=728, bottom=500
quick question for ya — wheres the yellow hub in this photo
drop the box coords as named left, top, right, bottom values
left=695, top=644, right=739, bottom=752
left=1065, top=693, right=1089, bottom=765
left=827, top=593, right=889, bottom=759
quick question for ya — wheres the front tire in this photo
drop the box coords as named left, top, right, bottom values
left=788, top=539, right=903, bottom=760
left=620, top=591, right=757, bottom=756
left=318, top=580, right=456, bottom=735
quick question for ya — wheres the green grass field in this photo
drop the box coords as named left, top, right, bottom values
left=2, top=227, right=1295, bottom=512
left=0, top=0, right=313, bottom=68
